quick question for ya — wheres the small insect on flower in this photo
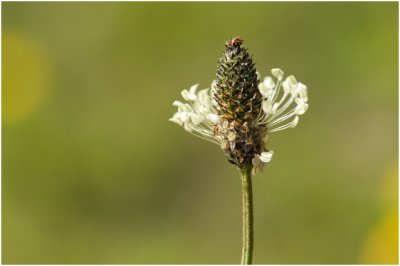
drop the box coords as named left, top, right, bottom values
left=169, top=37, right=308, bottom=175
left=227, top=36, right=244, bottom=47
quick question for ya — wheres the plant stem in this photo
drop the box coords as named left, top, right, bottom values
left=240, top=165, right=254, bottom=265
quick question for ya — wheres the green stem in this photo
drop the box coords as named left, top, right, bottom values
left=240, top=165, right=254, bottom=265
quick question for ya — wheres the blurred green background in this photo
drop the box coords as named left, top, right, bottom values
left=2, top=2, right=398, bottom=264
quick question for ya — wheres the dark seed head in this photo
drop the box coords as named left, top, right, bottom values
left=213, top=37, right=267, bottom=169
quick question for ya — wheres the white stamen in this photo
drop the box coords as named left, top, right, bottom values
left=181, top=84, right=199, bottom=101
left=268, top=110, right=296, bottom=127
left=268, top=116, right=299, bottom=133
left=268, top=80, right=282, bottom=105
left=271, top=68, right=284, bottom=80
left=169, top=116, right=183, bottom=126
left=206, top=113, right=220, bottom=124
left=294, top=98, right=309, bottom=115
left=260, top=151, right=274, bottom=162
left=259, top=76, right=275, bottom=98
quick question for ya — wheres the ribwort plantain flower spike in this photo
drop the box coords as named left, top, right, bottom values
left=169, top=37, right=308, bottom=264
left=170, top=36, right=309, bottom=175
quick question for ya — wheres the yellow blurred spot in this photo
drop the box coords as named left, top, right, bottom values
left=360, top=162, right=398, bottom=264
left=3, top=31, right=51, bottom=124
left=380, top=161, right=398, bottom=209
left=360, top=210, right=398, bottom=264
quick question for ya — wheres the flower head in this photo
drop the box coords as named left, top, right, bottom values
left=170, top=37, right=308, bottom=175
